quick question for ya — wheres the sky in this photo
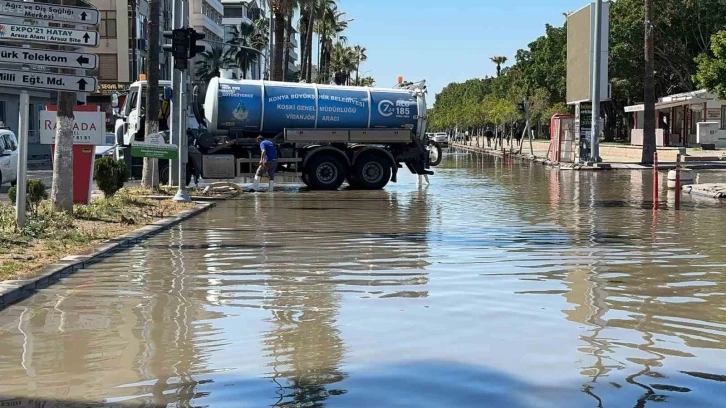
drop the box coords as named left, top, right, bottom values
left=335, top=0, right=595, bottom=106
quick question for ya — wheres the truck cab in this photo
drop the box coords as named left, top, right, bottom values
left=112, top=80, right=198, bottom=184
left=114, top=80, right=176, bottom=146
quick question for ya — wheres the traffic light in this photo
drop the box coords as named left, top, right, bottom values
left=517, top=101, right=526, bottom=113
left=163, top=28, right=189, bottom=70
left=187, top=28, right=206, bottom=59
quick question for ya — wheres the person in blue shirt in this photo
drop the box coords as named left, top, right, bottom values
left=250, top=135, right=278, bottom=191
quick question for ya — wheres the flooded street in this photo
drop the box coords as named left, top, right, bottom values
left=1, top=150, right=726, bottom=407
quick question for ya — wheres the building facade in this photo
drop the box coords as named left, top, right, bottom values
left=287, top=26, right=299, bottom=79
left=221, top=0, right=267, bottom=80
left=191, top=0, right=225, bottom=50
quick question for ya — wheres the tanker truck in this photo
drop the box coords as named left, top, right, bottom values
left=113, top=77, right=440, bottom=190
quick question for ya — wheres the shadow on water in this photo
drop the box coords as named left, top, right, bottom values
left=0, top=360, right=689, bottom=408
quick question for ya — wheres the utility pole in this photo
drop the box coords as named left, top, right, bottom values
left=590, top=0, right=603, bottom=163
left=162, top=0, right=202, bottom=202
left=268, top=2, right=274, bottom=80
left=642, top=0, right=656, bottom=164
left=169, top=0, right=182, bottom=186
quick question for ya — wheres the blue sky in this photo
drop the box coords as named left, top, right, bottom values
left=336, top=0, right=594, bottom=105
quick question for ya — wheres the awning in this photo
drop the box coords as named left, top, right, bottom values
left=624, top=98, right=710, bottom=113
left=624, top=90, right=714, bottom=113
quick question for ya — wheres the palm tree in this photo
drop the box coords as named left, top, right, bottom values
left=268, top=0, right=298, bottom=81
left=329, top=42, right=356, bottom=85
left=226, top=22, right=257, bottom=79
left=141, top=0, right=161, bottom=190
left=491, top=56, right=507, bottom=77
left=298, top=0, right=316, bottom=82
left=315, top=7, right=350, bottom=83
left=282, top=3, right=297, bottom=81
left=50, top=91, right=75, bottom=212
left=226, top=17, right=268, bottom=79
left=353, top=45, right=367, bottom=86
left=642, top=0, right=656, bottom=164
left=196, top=47, right=234, bottom=83
left=358, top=76, right=375, bottom=87
left=299, top=0, right=333, bottom=82
left=252, top=16, right=269, bottom=79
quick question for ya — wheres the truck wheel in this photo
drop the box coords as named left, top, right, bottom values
left=158, top=163, right=193, bottom=186
left=353, top=154, right=391, bottom=190
left=300, top=173, right=311, bottom=187
left=428, top=144, right=443, bottom=166
left=305, top=154, right=345, bottom=190
left=159, top=163, right=170, bottom=186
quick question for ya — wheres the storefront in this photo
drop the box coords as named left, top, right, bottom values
left=625, top=90, right=726, bottom=148
left=89, top=82, right=131, bottom=132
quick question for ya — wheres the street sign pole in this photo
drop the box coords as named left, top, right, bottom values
left=173, top=0, right=190, bottom=202
left=173, top=64, right=190, bottom=202
left=15, top=90, right=29, bottom=229
left=169, top=0, right=181, bottom=186
left=2, top=0, right=99, bottom=219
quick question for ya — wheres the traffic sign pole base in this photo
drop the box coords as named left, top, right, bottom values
left=172, top=188, right=191, bottom=202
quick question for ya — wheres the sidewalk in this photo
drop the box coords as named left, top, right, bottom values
left=453, top=138, right=726, bottom=170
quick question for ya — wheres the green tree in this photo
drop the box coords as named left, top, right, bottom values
left=330, top=42, right=356, bottom=85
left=315, top=5, right=350, bottom=84
left=267, top=0, right=298, bottom=81
left=358, top=76, right=375, bottom=87
left=196, top=47, right=234, bottom=83
left=226, top=17, right=268, bottom=79
left=694, top=30, right=726, bottom=99
left=429, top=0, right=726, bottom=148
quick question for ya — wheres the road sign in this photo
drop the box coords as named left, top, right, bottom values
left=131, top=143, right=179, bottom=160
left=0, top=45, right=98, bottom=69
left=131, top=132, right=178, bottom=159
left=0, top=23, right=99, bottom=47
left=0, top=68, right=97, bottom=92
left=0, top=0, right=100, bottom=25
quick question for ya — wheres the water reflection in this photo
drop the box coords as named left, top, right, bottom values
left=2, top=151, right=726, bottom=407
left=197, top=189, right=434, bottom=406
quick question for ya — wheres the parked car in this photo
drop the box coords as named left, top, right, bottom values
left=94, top=132, right=117, bottom=160
left=429, top=132, right=448, bottom=146
left=0, top=129, right=18, bottom=186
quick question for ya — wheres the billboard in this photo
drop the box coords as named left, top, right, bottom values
left=566, top=1, right=610, bottom=104
left=40, top=110, right=105, bottom=145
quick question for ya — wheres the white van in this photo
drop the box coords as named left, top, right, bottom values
left=0, top=129, right=19, bottom=186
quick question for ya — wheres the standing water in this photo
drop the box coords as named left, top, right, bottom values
left=1, top=151, right=726, bottom=407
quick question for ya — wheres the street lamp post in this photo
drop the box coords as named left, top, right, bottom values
left=590, top=0, right=603, bottom=163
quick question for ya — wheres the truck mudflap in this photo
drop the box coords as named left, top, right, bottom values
left=188, top=145, right=203, bottom=179
left=404, top=161, right=434, bottom=176
left=396, top=136, right=435, bottom=176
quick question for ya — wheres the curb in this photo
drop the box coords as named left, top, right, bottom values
left=138, top=191, right=240, bottom=202
left=452, top=144, right=726, bottom=171
left=453, top=143, right=557, bottom=167
left=0, top=202, right=216, bottom=309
